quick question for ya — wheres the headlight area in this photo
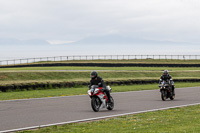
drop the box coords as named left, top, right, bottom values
left=93, top=89, right=99, bottom=95
left=88, top=90, right=92, bottom=96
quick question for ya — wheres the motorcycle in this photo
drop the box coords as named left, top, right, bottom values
left=159, top=80, right=175, bottom=101
left=88, top=85, right=114, bottom=112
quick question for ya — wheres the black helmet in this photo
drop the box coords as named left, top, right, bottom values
left=91, top=71, right=98, bottom=79
left=163, top=70, right=168, bottom=76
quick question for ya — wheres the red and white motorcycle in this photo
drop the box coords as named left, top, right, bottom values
left=88, top=85, right=114, bottom=112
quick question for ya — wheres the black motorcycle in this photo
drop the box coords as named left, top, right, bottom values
left=159, top=80, right=175, bottom=101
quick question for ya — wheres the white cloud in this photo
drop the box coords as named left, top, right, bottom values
left=47, top=40, right=75, bottom=45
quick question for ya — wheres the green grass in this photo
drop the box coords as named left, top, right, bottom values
left=1, top=66, right=200, bottom=85
left=18, top=104, right=200, bottom=133
left=1, top=82, right=200, bottom=101
left=2, top=59, right=200, bottom=68
left=1, top=66, right=200, bottom=93
left=1, top=65, right=200, bottom=86
left=1, top=66, right=200, bottom=71
left=9, top=59, right=200, bottom=65
left=1, top=70, right=200, bottom=82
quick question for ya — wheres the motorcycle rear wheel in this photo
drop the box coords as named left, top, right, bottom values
left=107, top=96, right=114, bottom=110
left=91, top=97, right=101, bottom=112
left=170, top=90, right=175, bottom=100
left=170, top=95, right=175, bottom=100
left=170, top=94, right=175, bottom=100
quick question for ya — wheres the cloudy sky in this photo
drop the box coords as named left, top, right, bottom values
left=0, top=0, right=200, bottom=60
left=0, top=0, right=200, bottom=44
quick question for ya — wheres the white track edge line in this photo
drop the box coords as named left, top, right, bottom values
left=1, top=102, right=200, bottom=133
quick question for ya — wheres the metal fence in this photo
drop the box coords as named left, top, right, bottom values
left=0, top=55, right=200, bottom=66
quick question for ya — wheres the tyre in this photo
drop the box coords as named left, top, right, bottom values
left=170, top=95, right=175, bottom=100
left=91, top=97, right=101, bottom=112
left=161, top=90, right=167, bottom=101
left=170, top=90, right=175, bottom=100
left=107, top=96, right=114, bottom=110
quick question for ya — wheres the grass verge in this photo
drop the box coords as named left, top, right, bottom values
left=37, top=59, right=200, bottom=64
left=1, top=70, right=200, bottom=82
left=0, top=66, right=200, bottom=72
left=1, top=66, right=200, bottom=71
left=1, top=82, right=200, bottom=101
left=18, top=104, right=200, bottom=133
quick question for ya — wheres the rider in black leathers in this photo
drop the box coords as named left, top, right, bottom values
left=89, top=71, right=111, bottom=103
left=159, top=70, right=175, bottom=94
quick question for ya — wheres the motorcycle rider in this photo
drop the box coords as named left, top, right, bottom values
left=159, top=70, right=175, bottom=95
left=89, top=71, right=111, bottom=103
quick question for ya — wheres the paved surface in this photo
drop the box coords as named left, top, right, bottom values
left=0, top=87, right=200, bottom=132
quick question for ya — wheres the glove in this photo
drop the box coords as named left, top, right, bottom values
left=98, top=83, right=102, bottom=86
left=88, top=85, right=91, bottom=90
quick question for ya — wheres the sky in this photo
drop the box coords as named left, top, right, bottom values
left=0, top=0, right=200, bottom=59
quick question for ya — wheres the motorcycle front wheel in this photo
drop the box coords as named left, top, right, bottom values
left=91, top=97, right=101, bottom=112
left=161, top=90, right=167, bottom=101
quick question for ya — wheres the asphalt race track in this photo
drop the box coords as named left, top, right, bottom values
left=0, top=87, right=200, bottom=132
